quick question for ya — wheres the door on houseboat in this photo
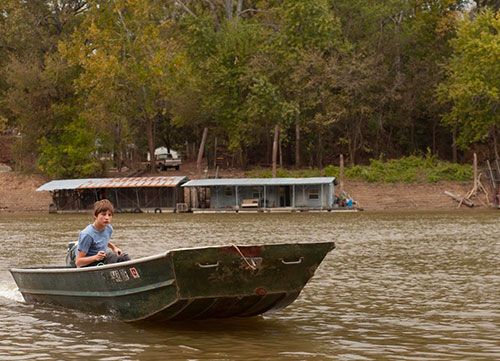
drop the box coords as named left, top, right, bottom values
left=279, top=186, right=291, bottom=207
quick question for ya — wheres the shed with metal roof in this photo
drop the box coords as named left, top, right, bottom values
left=37, top=176, right=188, bottom=213
left=182, top=177, right=336, bottom=212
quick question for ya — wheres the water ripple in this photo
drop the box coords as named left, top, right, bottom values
left=0, top=211, right=498, bottom=360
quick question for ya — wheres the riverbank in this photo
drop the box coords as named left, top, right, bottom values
left=0, top=169, right=485, bottom=212
left=0, top=172, right=52, bottom=211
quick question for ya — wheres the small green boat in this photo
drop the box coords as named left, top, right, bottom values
left=10, top=242, right=334, bottom=322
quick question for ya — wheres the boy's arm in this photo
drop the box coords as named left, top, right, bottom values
left=75, top=250, right=106, bottom=268
left=108, top=241, right=123, bottom=255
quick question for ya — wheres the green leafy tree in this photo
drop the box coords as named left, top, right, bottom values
left=38, top=117, right=100, bottom=178
left=0, top=0, right=86, bottom=171
left=264, top=0, right=345, bottom=167
left=438, top=9, right=500, bottom=156
left=62, top=0, right=181, bottom=171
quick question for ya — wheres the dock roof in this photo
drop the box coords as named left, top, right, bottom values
left=182, top=177, right=335, bottom=187
left=37, top=176, right=188, bottom=191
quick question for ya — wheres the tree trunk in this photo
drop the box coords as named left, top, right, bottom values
left=339, top=154, right=344, bottom=194
left=225, top=0, right=233, bottom=20
left=114, top=123, right=123, bottom=172
left=295, top=121, right=301, bottom=168
left=318, top=132, right=323, bottom=169
left=236, top=0, right=243, bottom=19
left=272, top=124, right=279, bottom=177
left=452, top=125, right=457, bottom=163
left=432, top=121, right=437, bottom=155
left=266, top=130, right=271, bottom=165
left=279, top=136, right=283, bottom=168
left=348, top=131, right=356, bottom=166
left=492, top=125, right=499, bottom=160
left=392, top=11, right=404, bottom=88
left=146, top=118, right=156, bottom=173
left=197, top=127, right=208, bottom=177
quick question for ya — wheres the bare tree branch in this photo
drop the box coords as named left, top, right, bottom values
left=175, top=0, right=197, bottom=17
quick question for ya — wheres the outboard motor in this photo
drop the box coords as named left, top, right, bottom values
left=66, top=241, right=77, bottom=268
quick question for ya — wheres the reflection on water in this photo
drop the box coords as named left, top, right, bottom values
left=0, top=211, right=499, bottom=360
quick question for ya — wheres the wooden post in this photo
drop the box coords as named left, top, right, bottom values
left=473, top=153, right=478, bottom=190
left=263, top=185, right=267, bottom=209
left=339, top=154, right=344, bottom=194
left=320, top=183, right=323, bottom=210
left=197, top=127, right=208, bottom=177
left=192, top=188, right=199, bottom=209
left=214, top=137, right=217, bottom=168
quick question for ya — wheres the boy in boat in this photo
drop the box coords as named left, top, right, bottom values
left=74, top=199, right=130, bottom=268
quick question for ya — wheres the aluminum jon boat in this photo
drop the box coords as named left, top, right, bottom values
left=10, top=242, right=335, bottom=322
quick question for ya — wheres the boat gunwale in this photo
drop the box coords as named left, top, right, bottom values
left=10, top=252, right=170, bottom=274
left=9, top=241, right=335, bottom=274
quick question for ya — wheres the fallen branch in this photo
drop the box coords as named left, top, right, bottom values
left=444, top=191, right=474, bottom=207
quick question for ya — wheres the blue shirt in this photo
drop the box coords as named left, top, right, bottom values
left=76, top=224, right=113, bottom=257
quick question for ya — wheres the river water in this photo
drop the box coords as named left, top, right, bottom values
left=0, top=211, right=498, bottom=360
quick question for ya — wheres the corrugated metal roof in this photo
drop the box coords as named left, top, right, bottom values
left=182, top=177, right=336, bottom=187
left=37, top=176, right=188, bottom=192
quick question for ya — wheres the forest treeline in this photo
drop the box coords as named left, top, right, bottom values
left=0, top=0, right=498, bottom=178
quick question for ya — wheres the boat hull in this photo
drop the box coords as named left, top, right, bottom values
left=10, top=242, right=334, bottom=322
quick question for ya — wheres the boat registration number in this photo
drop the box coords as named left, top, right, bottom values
left=108, top=267, right=140, bottom=283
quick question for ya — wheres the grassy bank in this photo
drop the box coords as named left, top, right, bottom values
left=247, top=155, right=473, bottom=183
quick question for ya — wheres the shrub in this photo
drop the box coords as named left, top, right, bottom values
left=246, top=156, right=472, bottom=183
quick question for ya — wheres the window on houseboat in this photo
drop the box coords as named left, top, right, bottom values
left=309, top=188, right=319, bottom=199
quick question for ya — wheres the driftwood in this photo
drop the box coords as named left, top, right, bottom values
left=444, top=191, right=474, bottom=207
left=464, top=153, right=489, bottom=207
left=453, top=153, right=491, bottom=208
left=462, top=172, right=489, bottom=206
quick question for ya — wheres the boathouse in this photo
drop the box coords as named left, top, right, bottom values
left=37, top=176, right=188, bottom=213
left=182, top=177, right=336, bottom=212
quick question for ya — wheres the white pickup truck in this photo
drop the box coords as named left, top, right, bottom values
left=156, top=152, right=181, bottom=171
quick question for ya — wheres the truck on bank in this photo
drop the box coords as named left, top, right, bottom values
left=155, top=148, right=181, bottom=171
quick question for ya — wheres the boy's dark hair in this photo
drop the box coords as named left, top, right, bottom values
left=94, top=199, right=114, bottom=216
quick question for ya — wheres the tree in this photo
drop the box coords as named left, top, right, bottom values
left=262, top=0, right=345, bottom=167
left=0, top=0, right=86, bottom=171
left=62, top=0, right=180, bottom=171
left=438, top=9, right=500, bottom=157
left=38, top=117, right=100, bottom=178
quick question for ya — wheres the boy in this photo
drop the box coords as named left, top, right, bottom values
left=75, top=199, right=130, bottom=268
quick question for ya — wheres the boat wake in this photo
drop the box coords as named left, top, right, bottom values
left=0, top=282, right=24, bottom=302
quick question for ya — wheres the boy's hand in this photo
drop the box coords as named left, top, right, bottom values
left=95, top=251, right=106, bottom=261
left=114, top=247, right=122, bottom=256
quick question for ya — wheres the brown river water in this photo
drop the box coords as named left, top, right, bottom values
left=0, top=211, right=498, bottom=360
